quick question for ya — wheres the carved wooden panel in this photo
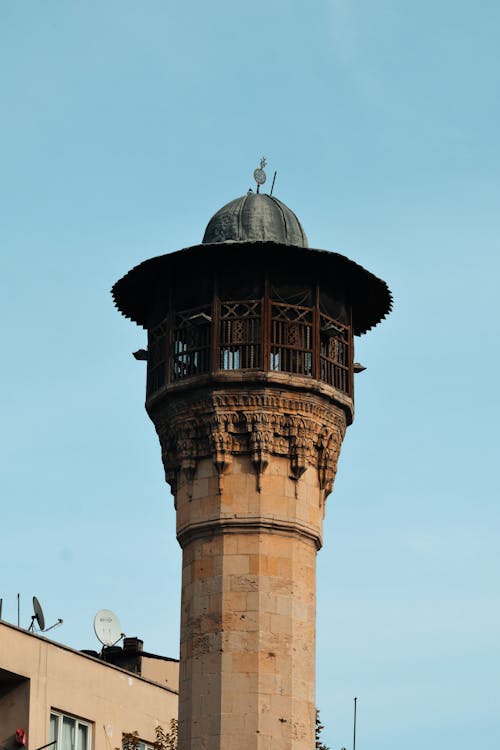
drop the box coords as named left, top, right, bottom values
left=219, top=300, right=261, bottom=370
left=146, top=294, right=352, bottom=396
left=171, top=306, right=211, bottom=381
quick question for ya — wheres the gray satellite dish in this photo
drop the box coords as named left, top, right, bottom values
left=94, top=609, right=122, bottom=646
left=29, top=596, right=45, bottom=631
left=33, top=596, right=45, bottom=630
left=27, top=596, right=62, bottom=634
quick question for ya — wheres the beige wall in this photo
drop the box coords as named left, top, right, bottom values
left=0, top=623, right=177, bottom=750
left=141, top=657, right=179, bottom=692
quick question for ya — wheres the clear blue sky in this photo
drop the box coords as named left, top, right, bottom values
left=1, top=2, right=499, bottom=748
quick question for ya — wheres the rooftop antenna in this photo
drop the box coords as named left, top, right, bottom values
left=0, top=598, right=2, bottom=619
left=17, top=593, right=20, bottom=627
left=353, top=696, right=358, bottom=750
left=94, top=609, right=125, bottom=647
left=270, top=171, right=277, bottom=196
left=44, top=617, right=64, bottom=633
left=253, top=157, right=267, bottom=193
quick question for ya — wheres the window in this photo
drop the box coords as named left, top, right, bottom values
left=50, top=711, right=91, bottom=750
left=122, top=735, right=155, bottom=750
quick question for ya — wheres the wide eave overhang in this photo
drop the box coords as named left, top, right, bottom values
left=112, top=240, right=393, bottom=336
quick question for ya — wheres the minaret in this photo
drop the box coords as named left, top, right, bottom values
left=112, top=172, right=391, bottom=750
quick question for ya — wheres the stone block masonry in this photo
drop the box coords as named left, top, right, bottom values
left=149, top=385, right=348, bottom=750
left=112, top=189, right=391, bottom=750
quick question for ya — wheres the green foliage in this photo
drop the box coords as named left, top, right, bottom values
left=119, top=721, right=178, bottom=750
left=154, top=721, right=178, bottom=750
left=121, top=732, right=140, bottom=750
left=315, top=709, right=329, bottom=750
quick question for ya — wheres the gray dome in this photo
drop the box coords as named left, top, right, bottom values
left=202, top=192, right=308, bottom=247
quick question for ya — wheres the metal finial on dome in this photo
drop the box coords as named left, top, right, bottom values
left=253, top=157, right=267, bottom=193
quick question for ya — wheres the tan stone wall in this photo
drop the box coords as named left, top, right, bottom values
left=177, top=456, right=321, bottom=750
left=0, top=623, right=177, bottom=750
left=149, top=381, right=348, bottom=750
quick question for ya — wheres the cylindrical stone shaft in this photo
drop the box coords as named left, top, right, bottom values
left=149, top=385, right=348, bottom=750
left=175, top=455, right=323, bottom=750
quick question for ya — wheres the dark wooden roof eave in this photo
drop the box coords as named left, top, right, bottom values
left=111, top=241, right=393, bottom=336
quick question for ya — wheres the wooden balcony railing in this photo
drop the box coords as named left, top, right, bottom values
left=147, top=294, right=352, bottom=398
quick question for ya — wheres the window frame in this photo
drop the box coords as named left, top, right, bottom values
left=49, top=710, right=92, bottom=750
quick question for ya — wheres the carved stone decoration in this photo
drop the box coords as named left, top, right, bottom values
left=148, top=386, right=347, bottom=502
left=208, top=412, right=235, bottom=492
left=317, top=425, right=344, bottom=505
left=178, top=420, right=197, bottom=482
left=244, top=411, right=273, bottom=491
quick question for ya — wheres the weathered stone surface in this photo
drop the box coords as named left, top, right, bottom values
left=150, top=386, right=347, bottom=510
left=149, top=382, right=347, bottom=750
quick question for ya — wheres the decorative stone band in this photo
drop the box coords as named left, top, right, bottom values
left=149, top=387, right=347, bottom=502
left=176, top=514, right=324, bottom=551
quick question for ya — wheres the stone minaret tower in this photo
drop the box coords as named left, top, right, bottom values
left=112, top=182, right=391, bottom=750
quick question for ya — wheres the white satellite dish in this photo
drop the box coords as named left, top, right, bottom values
left=94, top=609, right=122, bottom=646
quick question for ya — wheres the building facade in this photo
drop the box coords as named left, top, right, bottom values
left=0, top=622, right=178, bottom=750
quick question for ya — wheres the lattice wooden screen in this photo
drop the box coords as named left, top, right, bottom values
left=146, top=298, right=351, bottom=397
left=319, top=313, right=350, bottom=393
left=147, top=319, right=169, bottom=395
left=270, top=302, right=314, bottom=376
left=219, top=301, right=262, bottom=370
left=171, top=306, right=211, bottom=381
